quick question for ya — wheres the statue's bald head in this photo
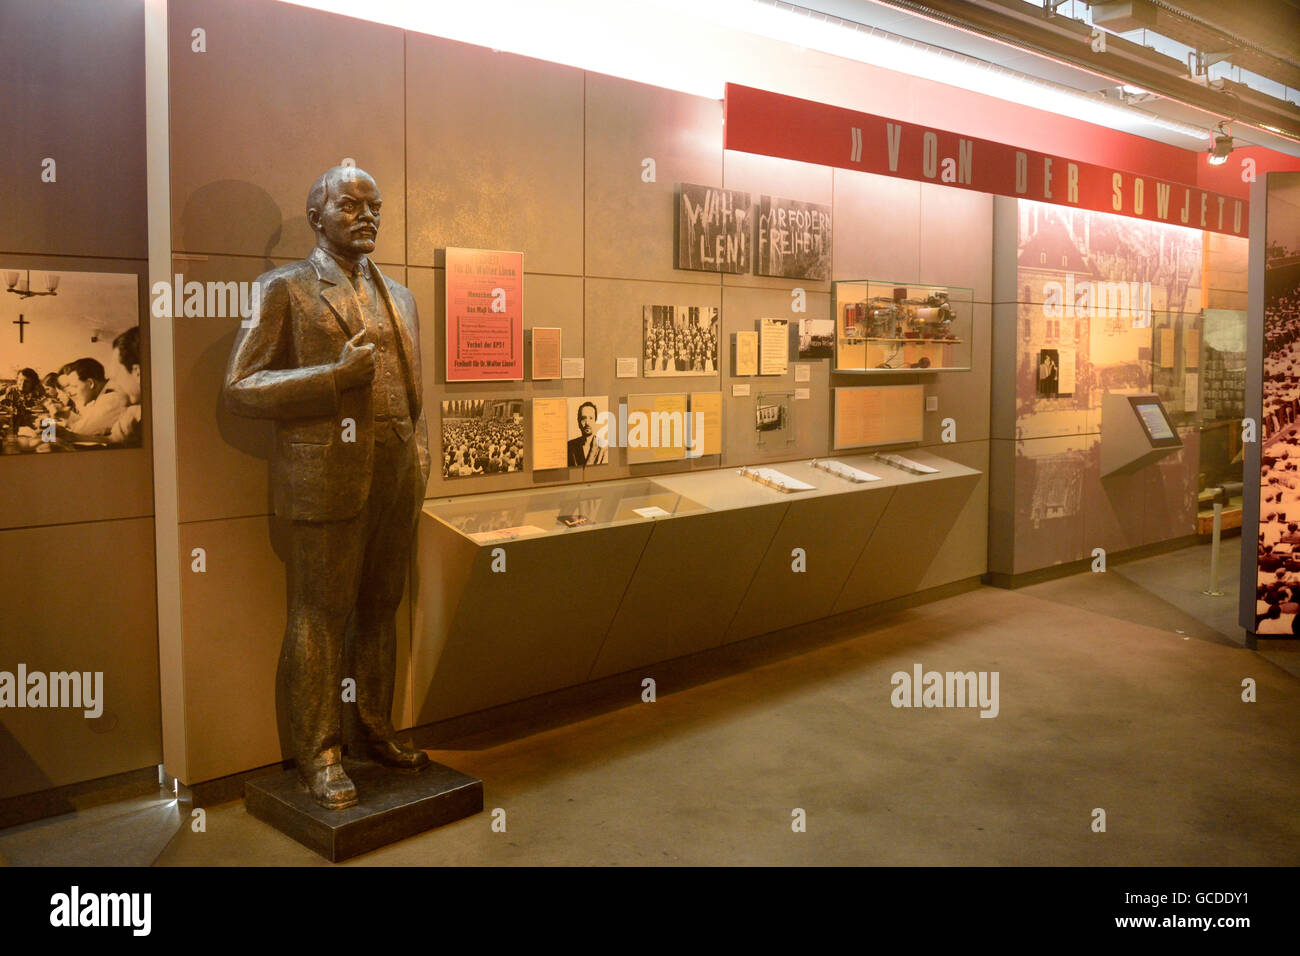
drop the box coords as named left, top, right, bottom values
left=306, top=165, right=376, bottom=221
left=307, top=165, right=383, bottom=261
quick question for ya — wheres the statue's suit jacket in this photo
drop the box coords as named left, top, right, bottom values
left=224, top=246, right=430, bottom=522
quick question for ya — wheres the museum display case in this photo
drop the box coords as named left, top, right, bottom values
left=415, top=450, right=982, bottom=720
left=832, top=279, right=973, bottom=373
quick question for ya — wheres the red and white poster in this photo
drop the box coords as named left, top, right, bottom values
left=445, top=247, right=524, bottom=382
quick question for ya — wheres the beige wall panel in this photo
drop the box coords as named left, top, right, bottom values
left=406, top=36, right=584, bottom=274
left=412, top=267, right=587, bottom=498
left=0, top=255, right=152, bottom=531
left=832, top=473, right=979, bottom=613
left=172, top=254, right=281, bottom=524
left=1205, top=232, right=1249, bottom=294
left=721, top=284, right=829, bottom=466
left=726, top=489, right=891, bottom=644
left=1206, top=289, right=1248, bottom=311
left=168, top=0, right=406, bottom=263
left=987, top=436, right=1017, bottom=576
left=989, top=302, right=1020, bottom=441
left=1012, top=434, right=1091, bottom=576
left=916, top=440, right=989, bottom=589
left=592, top=504, right=787, bottom=677
left=919, top=183, right=994, bottom=304
left=585, top=73, right=723, bottom=285
left=914, top=302, right=992, bottom=446
left=0, top=518, right=160, bottom=799
left=0, top=0, right=146, bottom=258
left=584, top=277, right=723, bottom=480
left=178, top=515, right=413, bottom=783
left=413, top=522, right=653, bottom=724
left=831, top=170, right=921, bottom=282
left=720, top=149, right=833, bottom=293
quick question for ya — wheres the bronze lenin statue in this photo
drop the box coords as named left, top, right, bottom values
left=224, top=167, right=431, bottom=809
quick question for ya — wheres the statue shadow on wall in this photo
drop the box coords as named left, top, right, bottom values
left=180, top=179, right=311, bottom=765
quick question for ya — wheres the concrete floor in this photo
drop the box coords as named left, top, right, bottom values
left=5, top=546, right=1299, bottom=866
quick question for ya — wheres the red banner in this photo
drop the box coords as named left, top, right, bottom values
left=724, top=84, right=1248, bottom=238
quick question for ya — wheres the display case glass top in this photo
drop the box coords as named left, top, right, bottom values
left=833, top=279, right=973, bottom=373
left=424, top=479, right=710, bottom=542
left=424, top=450, right=981, bottom=545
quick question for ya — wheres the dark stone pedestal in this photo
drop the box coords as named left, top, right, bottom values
left=245, top=759, right=483, bottom=862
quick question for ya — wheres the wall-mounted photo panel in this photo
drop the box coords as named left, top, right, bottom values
left=798, top=317, right=834, bottom=359
left=566, top=395, right=612, bottom=467
left=440, top=398, right=526, bottom=478
left=445, top=247, right=524, bottom=382
left=755, top=390, right=794, bottom=446
left=0, top=269, right=141, bottom=454
left=537, top=394, right=611, bottom=468
left=643, top=304, right=720, bottom=376
left=755, top=195, right=831, bottom=280
left=531, top=326, right=562, bottom=380
left=1252, top=172, right=1300, bottom=635
left=759, top=317, right=789, bottom=375
left=626, top=392, right=688, bottom=463
left=676, top=183, right=751, bottom=274
left=833, top=384, right=924, bottom=449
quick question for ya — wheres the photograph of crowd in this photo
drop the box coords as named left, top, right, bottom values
left=642, top=305, right=720, bottom=376
left=1254, top=180, right=1300, bottom=635
left=0, top=270, right=142, bottom=455
left=440, top=398, right=526, bottom=479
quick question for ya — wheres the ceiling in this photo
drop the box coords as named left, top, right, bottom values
left=791, top=0, right=1300, bottom=154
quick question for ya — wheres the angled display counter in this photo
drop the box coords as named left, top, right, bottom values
left=413, top=450, right=981, bottom=723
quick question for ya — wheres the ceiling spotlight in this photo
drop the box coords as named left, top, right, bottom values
left=1208, top=124, right=1234, bottom=166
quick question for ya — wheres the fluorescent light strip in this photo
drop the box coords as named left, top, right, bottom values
left=275, top=0, right=1211, bottom=143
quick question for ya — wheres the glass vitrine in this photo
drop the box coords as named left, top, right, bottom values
left=832, top=279, right=973, bottom=372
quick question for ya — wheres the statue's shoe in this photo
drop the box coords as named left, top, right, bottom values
left=300, top=763, right=359, bottom=810
left=366, top=737, right=431, bottom=772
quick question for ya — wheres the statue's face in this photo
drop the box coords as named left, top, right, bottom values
left=313, top=172, right=381, bottom=257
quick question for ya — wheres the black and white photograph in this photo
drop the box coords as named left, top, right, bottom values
left=642, top=305, right=720, bottom=376
left=1037, top=348, right=1060, bottom=398
left=755, top=393, right=790, bottom=433
left=676, top=183, right=751, bottom=274
left=566, top=395, right=611, bottom=467
left=440, top=398, right=526, bottom=478
left=755, top=195, right=832, bottom=280
left=1255, top=176, right=1300, bottom=635
left=798, top=317, right=835, bottom=359
left=0, top=269, right=142, bottom=455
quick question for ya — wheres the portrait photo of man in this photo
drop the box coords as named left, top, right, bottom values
left=567, top=397, right=608, bottom=467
